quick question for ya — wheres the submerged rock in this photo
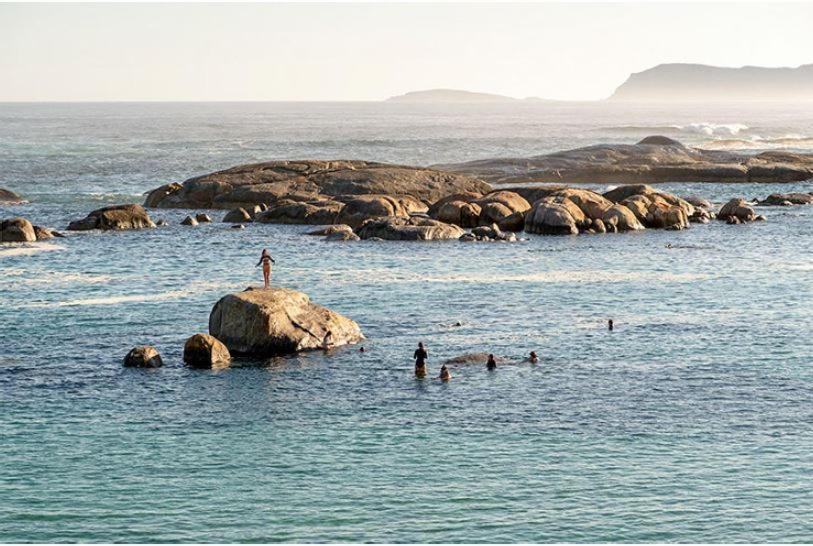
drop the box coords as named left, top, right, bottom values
left=144, top=160, right=490, bottom=209
left=443, top=353, right=507, bottom=366
left=68, top=204, right=156, bottom=231
left=32, top=225, right=63, bottom=240
left=123, top=346, right=163, bottom=368
left=209, top=287, right=364, bottom=356
left=356, top=216, right=464, bottom=241
left=305, top=224, right=354, bottom=236
left=325, top=230, right=360, bottom=242
left=0, top=217, right=37, bottom=243
left=183, top=333, right=231, bottom=369
left=0, top=188, right=25, bottom=204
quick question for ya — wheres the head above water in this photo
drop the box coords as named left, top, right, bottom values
left=418, top=342, right=424, bottom=349
left=530, top=351, right=537, bottom=359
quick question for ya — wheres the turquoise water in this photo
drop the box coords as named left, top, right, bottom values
left=1, top=103, right=813, bottom=542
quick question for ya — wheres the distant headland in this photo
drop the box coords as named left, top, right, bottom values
left=385, top=89, right=548, bottom=103
left=609, top=63, right=813, bottom=102
left=388, top=63, right=813, bottom=103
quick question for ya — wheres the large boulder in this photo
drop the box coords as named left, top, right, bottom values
left=123, top=346, right=163, bottom=368
left=222, top=207, right=253, bottom=223
left=335, top=195, right=427, bottom=228
left=718, top=198, right=756, bottom=223
left=255, top=199, right=344, bottom=225
left=356, top=216, right=464, bottom=241
left=183, top=334, right=231, bottom=369
left=474, top=191, right=531, bottom=226
left=144, top=160, right=491, bottom=209
left=68, top=204, right=155, bottom=231
left=209, top=287, right=364, bottom=356
left=551, top=188, right=612, bottom=219
left=601, top=204, right=645, bottom=232
left=524, top=201, right=579, bottom=235
left=434, top=200, right=482, bottom=228
left=0, top=217, right=37, bottom=243
left=0, top=188, right=25, bottom=204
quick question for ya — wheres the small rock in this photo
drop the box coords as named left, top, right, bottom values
left=195, top=213, right=212, bottom=223
left=325, top=230, right=360, bottom=242
left=181, top=216, right=198, bottom=226
left=230, top=224, right=245, bottom=230
left=156, top=219, right=169, bottom=226
left=123, top=346, right=163, bottom=368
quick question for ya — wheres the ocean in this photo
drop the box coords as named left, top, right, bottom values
left=1, top=101, right=812, bottom=542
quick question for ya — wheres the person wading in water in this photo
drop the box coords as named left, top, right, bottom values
left=413, top=342, right=428, bottom=378
left=256, top=249, right=276, bottom=288
left=439, top=364, right=451, bottom=381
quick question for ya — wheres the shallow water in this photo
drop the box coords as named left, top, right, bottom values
left=1, top=103, right=813, bottom=542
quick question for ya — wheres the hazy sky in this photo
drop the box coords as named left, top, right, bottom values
left=2, top=2, right=812, bottom=102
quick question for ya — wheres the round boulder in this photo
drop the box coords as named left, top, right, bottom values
left=68, top=204, right=156, bottom=231
left=183, top=334, right=231, bottom=369
left=123, top=346, right=164, bottom=368
left=0, top=217, right=37, bottom=243
left=222, top=207, right=252, bottom=223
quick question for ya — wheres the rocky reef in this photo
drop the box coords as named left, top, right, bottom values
left=436, top=137, right=813, bottom=184
left=209, top=287, right=364, bottom=356
left=144, top=160, right=491, bottom=209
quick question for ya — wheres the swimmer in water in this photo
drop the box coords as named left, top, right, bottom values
left=439, top=364, right=451, bottom=381
left=528, top=351, right=538, bottom=364
left=486, top=354, right=497, bottom=370
left=413, top=342, right=428, bottom=378
left=256, top=249, right=276, bottom=289
left=608, top=319, right=614, bottom=331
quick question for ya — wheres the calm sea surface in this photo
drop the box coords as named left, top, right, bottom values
left=1, top=102, right=812, bottom=542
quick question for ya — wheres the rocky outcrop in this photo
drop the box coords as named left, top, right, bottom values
left=0, top=188, right=25, bottom=204
left=718, top=198, right=759, bottom=224
left=255, top=199, right=343, bottom=225
left=758, top=192, right=813, bottom=206
left=209, top=287, right=363, bottom=356
left=68, top=204, right=155, bottom=231
left=123, top=346, right=163, bottom=368
left=437, top=137, right=813, bottom=184
left=336, top=195, right=427, bottom=228
left=183, top=334, right=231, bottom=369
left=144, top=160, right=491, bottom=209
left=0, top=217, right=37, bottom=243
left=356, top=216, right=464, bottom=241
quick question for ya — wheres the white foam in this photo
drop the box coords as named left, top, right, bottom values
left=679, top=122, right=749, bottom=137
left=0, top=243, right=66, bottom=257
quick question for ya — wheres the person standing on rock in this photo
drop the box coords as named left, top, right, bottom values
left=414, top=342, right=428, bottom=378
left=256, top=249, right=276, bottom=288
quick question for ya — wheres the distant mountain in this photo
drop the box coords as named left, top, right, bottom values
left=386, top=89, right=517, bottom=103
left=609, top=63, right=813, bottom=102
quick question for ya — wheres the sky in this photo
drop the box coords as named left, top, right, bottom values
left=1, top=2, right=812, bottom=102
